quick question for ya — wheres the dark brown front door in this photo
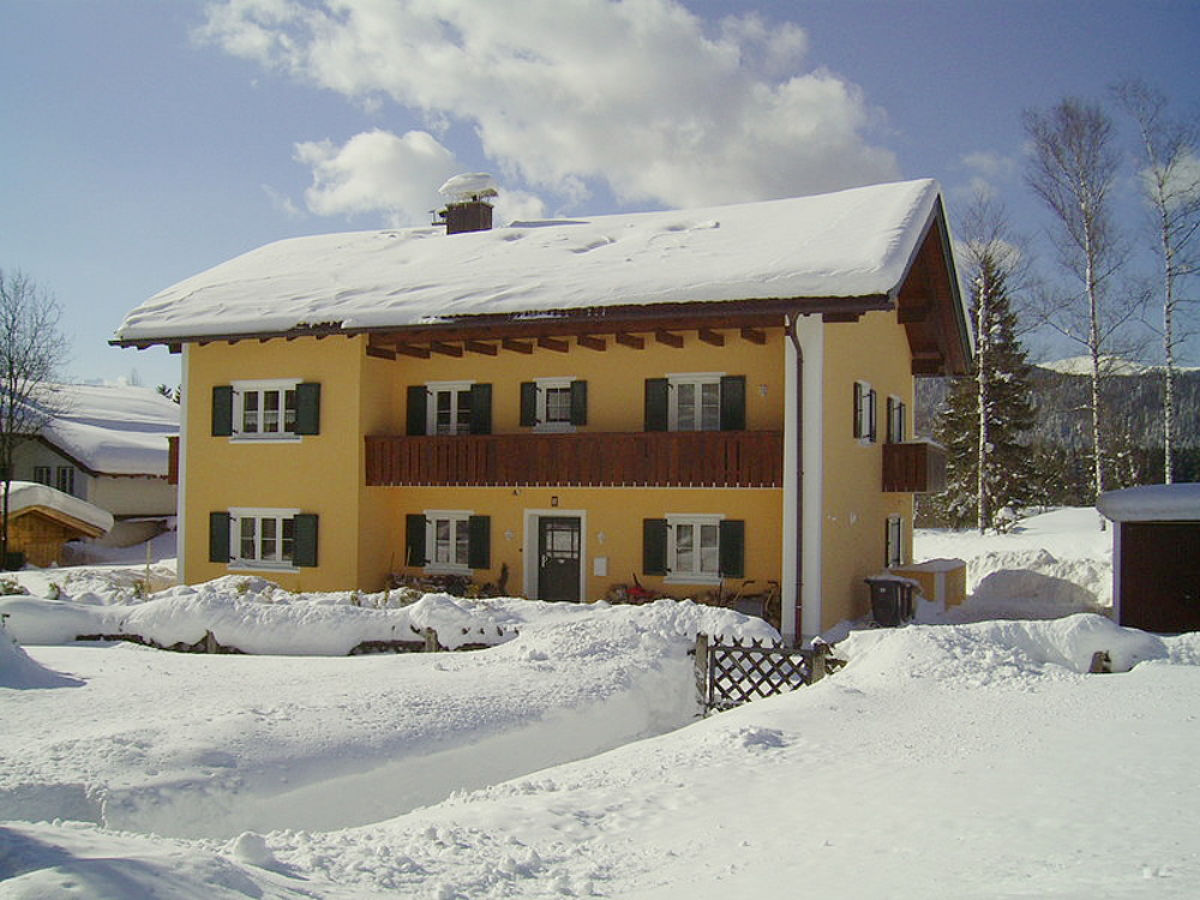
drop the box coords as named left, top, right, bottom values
left=538, top=516, right=581, bottom=602
left=1119, top=522, right=1200, bottom=633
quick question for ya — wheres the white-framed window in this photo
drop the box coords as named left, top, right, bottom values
left=669, top=373, right=722, bottom=431
left=425, top=510, right=471, bottom=574
left=427, top=381, right=474, bottom=436
left=32, top=466, right=51, bottom=486
left=56, top=466, right=75, bottom=495
left=854, top=380, right=877, bottom=443
left=229, top=507, right=300, bottom=569
left=887, top=396, right=907, bottom=443
left=666, top=514, right=724, bottom=584
left=539, top=378, right=574, bottom=430
left=886, top=514, right=904, bottom=568
left=233, top=379, right=300, bottom=440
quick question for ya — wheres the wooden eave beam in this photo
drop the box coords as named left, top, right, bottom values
left=537, top=336, right=570, bottom=353
left=698, top=328, right=724, bottom=347
left=365, top=344, right=396, bottom=360
left=465, top=340, right=498, bottom=356
left=430, top=341, right=463, bottom=357
left=822, top=311, right=861, bottom=324
left=739, top=327, right=766, bottom=345
left=502, top=338, right=533, bottom=354
left=655, top=329, right=684, bottom=348
left=577, top=334, right=607, bottom=351
left=615, top=333, right=644, bottom=349
left=394, top=343, right=431, bottom=359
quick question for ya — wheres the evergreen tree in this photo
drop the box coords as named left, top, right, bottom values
left=934, top=218, right=1035, bottom=532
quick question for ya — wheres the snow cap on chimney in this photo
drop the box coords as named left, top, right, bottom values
left=438, top=173, right=498, bottom=235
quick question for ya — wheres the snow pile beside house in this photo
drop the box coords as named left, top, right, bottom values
left=0, top=621, right=82, bottom=689
left=0, top=576, right=776, bottom=654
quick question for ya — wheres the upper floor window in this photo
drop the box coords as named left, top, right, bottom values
left=853, top=381, right=877, bottom=443
left=407, top=382, right=492, bottom=436
left=644, top=374, right=746, bottom=432
left=886, top=396, right=907, bottom=443
left=56, top=466, right=76, bottom=495
left=212, top=380, right=321, bottom=440
left=520, top=379, right=587, bottom=431
left=32, top=466, right=51, bottom=486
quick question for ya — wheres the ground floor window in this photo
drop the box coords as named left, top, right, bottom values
left=643, top=515, right=745, bottom=584
left=209, top=508, right=319, bottom=568
left=886, top=514, right=904, bottom=568
left=406, top=511, right=491, bottom=573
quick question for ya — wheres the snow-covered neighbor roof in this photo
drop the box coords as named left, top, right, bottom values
left=6, top=481, right=114, bottom=534
left=114, top=179, right=944, bottom=343
left=37, top=383, right=178, bottom=476
left=1097, top=483, right=1200, bottom=522
left=1037, top=355, right=1200, bottom=376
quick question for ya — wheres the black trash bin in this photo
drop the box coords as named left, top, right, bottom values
left=3, top=551, right=25, bottom=571
left=865, top=576, right=915, bottom=627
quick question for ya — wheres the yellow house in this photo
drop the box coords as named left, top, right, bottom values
left=113, top=178, right=969, bottom=644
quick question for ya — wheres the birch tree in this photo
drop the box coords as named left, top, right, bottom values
left=1112, top=79, right=1200, bottom=484
left=0, top=269, right=69, bottom=566
left=1023, top=98, right=1124, bottom=508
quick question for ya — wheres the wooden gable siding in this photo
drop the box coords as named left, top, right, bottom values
left=365, top=431, right=783, bottom=488
left=9, top=507, right=105, bottom=567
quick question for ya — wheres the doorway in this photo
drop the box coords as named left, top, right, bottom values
left=537, top=516, right=582, bottom=602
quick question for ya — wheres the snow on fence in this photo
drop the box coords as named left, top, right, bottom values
left=694, top=633, right=841, bottom=714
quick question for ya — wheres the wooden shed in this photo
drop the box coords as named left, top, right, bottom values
left=1097, top=484, right=1200, bottom=634
left=4, top=482, right=114, bottom=568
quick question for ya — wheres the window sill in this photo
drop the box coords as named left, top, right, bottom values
left=665, top=573, right=722, bottom=586
left=424, top=564, right=471, bottom=576
left=230, top=435, right=302, bottom=444
left=533, top=422, right=576, bottom=433
left=228, top=561, right=299, bottom=573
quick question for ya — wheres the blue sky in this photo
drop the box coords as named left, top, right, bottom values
left=2, top=0, right=1198, bottom=389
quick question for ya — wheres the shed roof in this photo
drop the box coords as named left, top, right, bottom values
left=6, top=481, right=115, bottom=534
left=114, top=179, right=956, bottom=345
left=1097, top=484, right=1200, bottom=523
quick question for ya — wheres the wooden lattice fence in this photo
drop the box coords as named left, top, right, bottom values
left=694, top=633, right=839, bottom=714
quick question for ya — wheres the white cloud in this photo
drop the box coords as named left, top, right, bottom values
left=961, top=150, right=1017, bottom=181
left=293, top=129, right=460, bottom=225
left=201, top=0, right=899, bottom=214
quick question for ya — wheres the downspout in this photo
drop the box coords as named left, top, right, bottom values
left=176, top=344, right=189, bottom=586
left=782, top=314, right=803, bottom=646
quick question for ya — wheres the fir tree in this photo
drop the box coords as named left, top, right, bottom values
left=934, top=217, right=1036, bottom=532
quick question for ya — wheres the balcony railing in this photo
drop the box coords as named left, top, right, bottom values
left=882, top=440, right=947, bottom=493
left=365, top=431, right=783, bottom=488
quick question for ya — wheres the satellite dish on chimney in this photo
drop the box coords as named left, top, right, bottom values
left=438, top=173, right=499, bottom=203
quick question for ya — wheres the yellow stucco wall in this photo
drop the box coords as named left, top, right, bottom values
left=819, top=308, right=915, bottom=630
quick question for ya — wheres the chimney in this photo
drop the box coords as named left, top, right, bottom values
left=437, top=173, right=498, bottom=235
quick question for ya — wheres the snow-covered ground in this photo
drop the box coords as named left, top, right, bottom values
left=2, top=509, right=1198, bottom=898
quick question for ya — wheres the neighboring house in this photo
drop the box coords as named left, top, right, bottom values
left=12, top=384, right=179, bottom=546
left=4, top=481, right=114, bottom=567
left=113, top=178, right=969, bottom=643
left=1098, top=483, right=1200, bottom=634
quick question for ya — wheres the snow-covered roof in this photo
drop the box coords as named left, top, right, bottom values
left=6, top=481, right=114, bottom=534
left=1097, top=484, right=1200, bottom=522
left=114, top=179, right=945, bottom=344
left=36, top=384, right=178, bottom=477
left=1037, top=356, right=1200, bottom=376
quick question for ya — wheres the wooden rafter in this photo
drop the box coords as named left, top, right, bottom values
left=537, top=336, right=570, bottom=353
left=465, top=340, right=498, bottom=356
left=577, top=334, right=607, bottom=351
left=430, top=341, right=463, bottom=357
left=698, top=328, right=724, bottom=347
left=616, top=333, right=644, bottom=349
left=739, top=327, right=766, bottom=345
left=655, top=329, right=684, bottom=348
left=394, top=343, right=431, bottom=359
left=502, top=338, right=533, bottom=354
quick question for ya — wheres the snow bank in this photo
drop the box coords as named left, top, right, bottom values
left=0, top=622, right=83, bottom=689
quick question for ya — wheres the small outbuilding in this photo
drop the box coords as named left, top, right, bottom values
left=1097, top=484, right=1200, bottom=634
left=4, top=481, right=115, bottom=568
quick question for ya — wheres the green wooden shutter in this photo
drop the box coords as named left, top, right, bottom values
left=644, top=378, right=669, bottom=431
left=570, top=380, right=588, bottom=426
left=212, top=386, right=233, bottom=436
left=209, top=512, right=231, bottom=562
left=468, top=515, right=491, bottom=569
left=719, top=375, right=746, bottom=431
left=519, top=382, right=538, bottom=427
left=470, top=383, right=492, bottom=434
left=406, top=386, right=427, bottom=436
left=868, top=388, right=878, bottom=442
left=405, top=514, right=427, bottom=567
left=719, top=519, right=745, bottom=579
left=643, top=518, right=668, bottom=575
left=293, top=514, right=319, bottom=567
left=853, top=382, right=863, bottom=439
left=295, top=382, right=321, bottom=435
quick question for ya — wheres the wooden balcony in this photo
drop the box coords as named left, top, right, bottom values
left=882, top=440, right=947, bottom=493
left=365, top=431, right=783, bottom=488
